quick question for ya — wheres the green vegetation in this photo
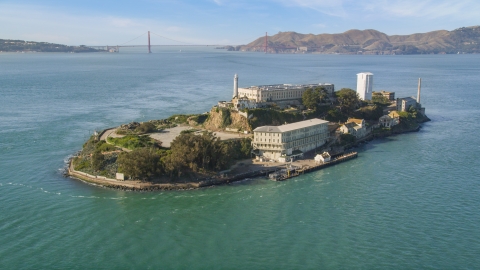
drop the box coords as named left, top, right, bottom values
left=164, top=132, right=251, bottom=177
left=113, top=132, right=252, bottom=180
left=117, top=148, right=162, bottom=181
left=302, top=86, right=329, bottom=110
left=338, top=134, right=356, bottom=146
left=325, top=108, right=347, bottom=122
left=74, top=129, right=253, bottom=181
left=108, top=135, right=161, bottom=150
left=168, top=114, right=193, bottom=124
left=336, top=88, right=360, bottom=115
left=371, top=95, right=391, bottom=106
left=72, top=136, right=119, bottom=178
left=180, top=129, right=197, bottom=134
left=135, top=122, right=157, bottom=134
left=352, top=105, right=384, bottom=121
left=248, top=108, right=304, bottom=129
left=95, top=140, right=117, bottom=152
left=392, top=109, right=421, bottom=131
left=91, top=152, right=105, bottom=171
left=219, top=108, right=232, bottom=127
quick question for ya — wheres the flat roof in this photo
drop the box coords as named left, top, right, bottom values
left=240, top=83, right=333, bottom=92
left=357, top=72, right=373, bottom=75
left=253, top=118, right=329, bottom=133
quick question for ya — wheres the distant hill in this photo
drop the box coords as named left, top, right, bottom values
left=236, top=26, right=480, bottom=54
left=0, top=39, right=102, bottom=53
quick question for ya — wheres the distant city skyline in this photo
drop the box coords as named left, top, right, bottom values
left=1, top=0, right=479, bottom=46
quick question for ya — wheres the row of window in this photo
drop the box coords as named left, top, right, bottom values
left=255, top=134, right=327, bottom=148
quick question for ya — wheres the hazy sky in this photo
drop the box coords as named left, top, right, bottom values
left=1, top=0, right=479, bottom=45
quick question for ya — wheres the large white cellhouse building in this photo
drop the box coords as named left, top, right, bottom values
left=356, top=72, right=373, bottom=100
left=252, top=118, right=329, bottom=161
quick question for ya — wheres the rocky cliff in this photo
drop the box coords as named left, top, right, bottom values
left=203, top=108, right=251, bottom=132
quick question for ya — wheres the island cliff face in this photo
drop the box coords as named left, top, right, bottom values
left=236, top=26, right=480, bottom=54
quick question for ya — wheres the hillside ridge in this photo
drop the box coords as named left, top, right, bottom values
left=236, top=26, right=480, bottom=54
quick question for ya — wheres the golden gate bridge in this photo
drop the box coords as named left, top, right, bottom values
left=87, top=31, right=320, bottom=53
left=87, top=31, right=306, bottom=53
left=87, top=31, right=210, bottom=53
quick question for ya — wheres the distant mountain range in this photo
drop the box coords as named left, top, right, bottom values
left=0, top=39, right=101, bottom=53
left=231, top=26, right=480, bottom=54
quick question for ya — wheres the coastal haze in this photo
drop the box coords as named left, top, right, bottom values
left=1, top=48, right=480, bottom=268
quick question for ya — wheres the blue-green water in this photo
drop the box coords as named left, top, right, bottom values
left=1, top=48, right=480, bottom=269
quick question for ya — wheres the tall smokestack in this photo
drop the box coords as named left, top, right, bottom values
left=417, top=78, right=421, bottom=103
left=233, top=74, right=238, bottom=98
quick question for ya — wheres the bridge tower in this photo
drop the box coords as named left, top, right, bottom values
left=264, top=32, right=268, bottom=54
left=148, top=31, right=151, bottom=53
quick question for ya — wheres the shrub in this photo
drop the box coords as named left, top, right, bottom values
left=135, top=122, right=156, bottom=134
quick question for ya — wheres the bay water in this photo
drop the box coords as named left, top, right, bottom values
left=1, top=48, right=480, bottom=269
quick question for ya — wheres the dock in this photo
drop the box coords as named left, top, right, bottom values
left=268, top=152, right=358, bottom=181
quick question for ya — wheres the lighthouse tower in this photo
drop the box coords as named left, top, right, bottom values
left=233, top=74, right=238, bottom=98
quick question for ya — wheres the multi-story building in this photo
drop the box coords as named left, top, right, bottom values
left=372, top=90, right=395, bottom=101
left=396, top=97, right=418, bottom=112
left=357, top=72, right=373, bottom=100
left=236, top=83, right=335, bottom=102
left=252, top=118, right=329, bottom=161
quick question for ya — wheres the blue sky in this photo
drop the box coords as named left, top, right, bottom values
left=1, top=0, right=479, bottom=45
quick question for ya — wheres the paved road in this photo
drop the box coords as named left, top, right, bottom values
left=101, top=126, right=251, bottom=149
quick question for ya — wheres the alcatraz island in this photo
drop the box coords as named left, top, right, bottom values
left=67, top=73, right=430, bottom=190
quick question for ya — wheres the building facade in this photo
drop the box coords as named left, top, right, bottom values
left=252, top=119, right=329, bottom=161
left=396, top=97, right=418, bottom=112
left=237, top=83, right=334, bottom=103
left=379, top=111, right=400, bottom=128
left=339, top=118, right=368, bottom=139
left=232, top=97, right=265, bottom=110
left=373, top=90, right=395, bottom=101
left=357, top=72, right=373, bottom=100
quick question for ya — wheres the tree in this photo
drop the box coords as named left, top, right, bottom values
left=302, top=88, right=316, bottom=109
left=315, top=86, right=329, bottom=103
left=371, top=95, right=391, bottom=106
left=117, top=148, right=161, bottom=181
left=162, top=132, right=247, bottom=177
left=336, top=88, right=360, bottom=115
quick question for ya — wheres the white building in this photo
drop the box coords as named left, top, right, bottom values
left=233, top=96, right=265, bottom=110
left=314, top=152, right=331, bottom=163
left=396, top=97, right=418, bottom=112
left=339, top=118, right=368, bottom=139
left=237, top=83, right=335, bottom=103
left=379, top=111, right=400, bottom=128
left=252, top=118, right=329, bottom=161
left=357, top=72, right=373, bottom=100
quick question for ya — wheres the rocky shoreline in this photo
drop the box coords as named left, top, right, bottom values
left=66, top=156, right=280, bottom=191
